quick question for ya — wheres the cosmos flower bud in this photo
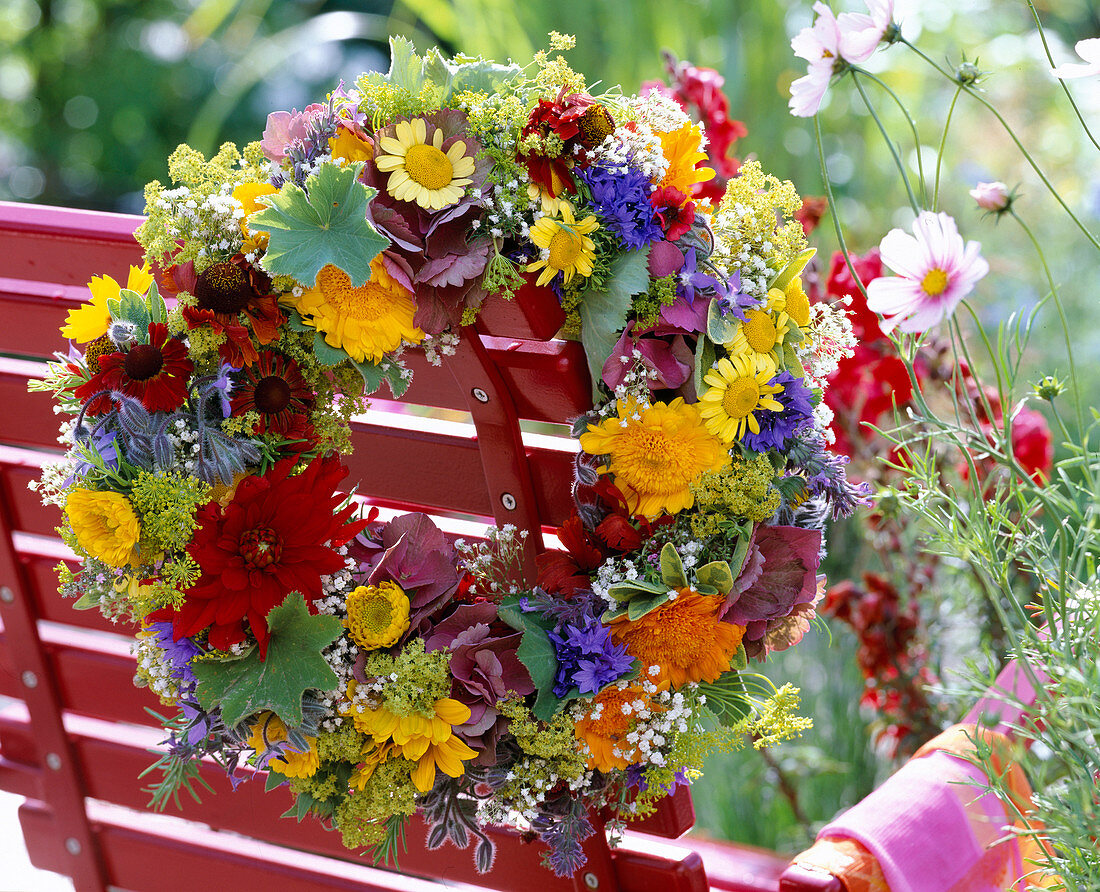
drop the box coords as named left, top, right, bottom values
left=969, top=181, right=1010, bottom=213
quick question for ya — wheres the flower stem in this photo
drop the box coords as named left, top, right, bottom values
left=813, top=116, right=871, bottom=302
left=851, top=71, right=921, bottom=215
left=933, top=86, right=962, bottom=211
left=853, top=68, right=928, bottom=205
left=902, top=39, right=1100, bottom=253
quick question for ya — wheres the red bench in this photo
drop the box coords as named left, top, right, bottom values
left=0, top=200, right=841, bottom=892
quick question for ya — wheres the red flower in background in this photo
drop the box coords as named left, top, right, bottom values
left=150, top=455, right=365, bottom=657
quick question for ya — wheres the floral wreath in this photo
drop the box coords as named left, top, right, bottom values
left=33, top=35, right=864, bottom=877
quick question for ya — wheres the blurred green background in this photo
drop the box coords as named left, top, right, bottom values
left=3, top=0, right=1099, bottom=855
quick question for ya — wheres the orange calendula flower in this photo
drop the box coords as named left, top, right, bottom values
left=579, top=397, right=730, bottom=518
left=328, top=125, right=374, bottom=167
left=288, top=257, right=424, bottom=363
left=656, top=123, right=715, bottom=199
left=609, top=589, right=745, bottom=688
left=575, top=685, right=664, bottom=772
left=65, top=488, right=142, bottom=568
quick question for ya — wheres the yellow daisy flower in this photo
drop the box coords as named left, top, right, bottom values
left=527, top=182, right=573, bottom=217
left=698, top=353, right=784, bottom=444
left=288, top=257, right=424, bottom=363
left=61, top=263, right=154, bottom=343
left=656, top=122, right=715, bottom=197
left=768, top=276, right=811, bottom=329
left=65, top=488, right=142, bottom=567
left=344, top=694, right=477, bottom=793
left=374, top=118, right=475, bottom=211
left=726, top=291, right=793, bottom=364
left=579, top=397, right=730, bottom=518
left=345, top=581, right=410, bottom=651
left=526, top=207, right=599, bottom=288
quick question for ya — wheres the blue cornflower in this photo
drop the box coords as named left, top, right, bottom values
left=742, top=371, right=817, bottom=452
left=579, top=163, right=663, bottom=250
left=548, top=619, right=635, bottom=696
left=148, top=621, right=203, bottom=690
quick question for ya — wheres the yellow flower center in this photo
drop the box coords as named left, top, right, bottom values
left=547, top=227, right=582, bottom=270
left=316, top=266, right=398, bottom=321
left=742, top=309, right=778, bottom=353
left=921, top=268, right=949, bottom=296
left=403, top=143, right=454, bottom=191
left=616, top=428, right=680, bottom=491
left=721, top=378, right=761, bottom=419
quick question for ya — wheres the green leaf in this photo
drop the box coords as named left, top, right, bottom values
left=192, top=592, right=344, bottom=729
left=606, top=580, right=666, bottom=603
left=694, top=334, right=716, bottom=393
left=285, top=307, right=313, bottom=333
left=768, top=247, right=817, bottom=292
left=726, top=522, right=754, bottom=579
left=577, top=247, right=651, bottom=399
left=496, top=596, right=566, bottom=721
left=310, top=333, right=349, bottom=367
left=109, top=288, right=152, bottom=335
left=250, top=163, right=390, bottom=288
left=699, top=671, right=751, bottom=726
left=264, top=770, right=286, bottom=792
left=626, top=591, right=672, bottom=621
left=353, top=357, right=410, bottom=398
left=706, top=297, right=740, bottom=346
left=730, top=645, right=748, bottom=671
left=73, top=589, right=103, bottom=610
left=659, top=542, right=688, bottom=589
left=148, top=281, right=167, bottom=325
left=386, top=36, right=425, bottom=93
left=695, top=561, right=734, bottom=595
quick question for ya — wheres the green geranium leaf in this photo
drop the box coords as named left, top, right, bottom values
left=193, top=592, right=344, bottom=729
left=660, top=542, right=689, bottom=589
left=385, top=36, right=425, bottom=93
left=250, top=163, right=389, bottom=288
left=353, top=357, right=410, bottom=398
left=768, top=247, right=817, bottom=292
left=285, top=307, right=313, bottom=333
left=311, top=332, right=349, bottom=367
left=578, top=246, right=651, bottom=399
left=696, top=561, right=734, bottom=595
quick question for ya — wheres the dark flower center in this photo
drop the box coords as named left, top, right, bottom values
left=123, top=344, right=164, bottom=381
left=84, top=334, right=115, bottom=375
left=577, top=104, right=615, bottom=147
left=254, top=375, right=293, bottom=414
left=195, top=262, right=254, bottom=315
left=239, top=526, right=282, bottom=569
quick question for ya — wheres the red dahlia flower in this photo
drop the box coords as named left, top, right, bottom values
left=75, top=323, right=193, bottom=415
left=149, top=455, right=366, bottom=657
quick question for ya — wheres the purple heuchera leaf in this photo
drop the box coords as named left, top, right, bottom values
left=656, top=295, right=712, bottom=334
left=647, top=239, right=686, bottom=277
left=424, top=603, right=533, bottom=763
left=601, top=323, right=692, bottom=391
left=364, top=514, right=460, bottom=630
left=725, top=525, right=822, bottom=628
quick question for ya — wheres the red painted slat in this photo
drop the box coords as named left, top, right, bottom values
left=476, top=274, right=567, bottom=341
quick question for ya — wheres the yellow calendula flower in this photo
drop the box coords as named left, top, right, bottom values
left=248, top=712, right=319, bottom=779
left=345, top=694, right=477, bottom=793
left=374, top=118, right=476, bottom=211
left=231, top=181, right=278, bottom=251
left=580, top=397, right=730, bottom=518
left=345, top=581, right=410, bottom=651
left=61, top=264, right=154, bottom=343
left=328, top=126, right=374, bottom=167
left=527, top=207, right=599, bottom=288
left=698, top=353, right=784, bottom=444
left=65, top=489, right=142, bottom=567
left=288, top=257, right=424, bottom=363
left=656, top=122, right=715, bottom=197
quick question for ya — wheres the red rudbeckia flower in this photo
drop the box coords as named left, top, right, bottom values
left=149, top=455, right=366, bottom=657
left=74, top=323, right=193, bottom=415
left=230, top=351, right=314, bottom=437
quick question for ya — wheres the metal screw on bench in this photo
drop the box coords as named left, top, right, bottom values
left=65, top=838, right=82, bottom=856
left=471, top=387, right=489, bottom=403
left=21, top=670, right=37, bottom=688
left=46, top=752, right=62, bottom=771
left=0, top=585, right=13, bottom=602
left=583, top=872, right=599, bottom=889
left=500, top=492, right=516, bottom=510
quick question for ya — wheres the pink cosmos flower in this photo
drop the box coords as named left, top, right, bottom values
left=837, top=0, right=896, bottom=64
left=969, top=181, right=1010, bottom=212
left=1051, top=38, right=1100, bottom=79
left=865, top=211, right=989, bottom=334
left=789, top=3, right=843, bottom=117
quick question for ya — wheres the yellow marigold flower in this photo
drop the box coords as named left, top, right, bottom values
left=289, top=257, right=424, bottom=363
left=656, top=123, right=715, bottom=198
left=726, top=291, right=792, bottom=364
left=527, top=206, right=599, bottom=287
left=579, top=397, right=730, bottom=518
left=247, top=711, right=320, bottom=779
left=609, top=589, right=745, bottom=688
left=374, top=118, right=475, bottom=211
left=575, top=685, right=664, bottom=772
left=343, top=694, right=476, bottom=793
left=328, top=126, right=374, bottom=167
left=345, top=581, right=410, bottom=650
left=771, top=276, right=810, bottom=329
left=698, top=353, right=784, bottom=444
left=66, top=488, right=141, bottom=567
left=61, top=264, right=154, bottom=343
